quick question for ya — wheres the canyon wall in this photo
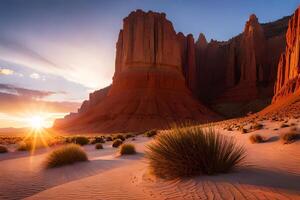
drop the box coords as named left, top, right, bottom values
left=273, top=6, right=300, bottom=102
left=54, top=10, right=218, bottom=133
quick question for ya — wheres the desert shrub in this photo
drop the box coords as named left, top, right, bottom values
left=280, top=123, right=289, bottom=128
left=120, top=143, right=136, bottom=155
left=146, top=127, right=246, bottom=179
left=144, top=130, right=157, bottom=137
left=0, top=145, right=8, bottom=153
left=17, top=141, right=32, bottom=151
left=240, top=127, right=248, bottom=134
left=251, top=123, right=263, bottom=130
left=95, top=143, right=103, bottom=149
left=114, top=134, right=125, bottom=141
left=112, top=139, right=123, bottom=148
left=90, top=136, right=105, bottom=144
left=249, top=134, right=265, bottom=143
left=125, top=134, right=133, bottom=139
left=45, top=144, right=88, bottom=168
left=73, top=136, right=89, bottom=146
left=105, top=136, right=113, bottom=141
left=280, top=132, right=300, bottom=144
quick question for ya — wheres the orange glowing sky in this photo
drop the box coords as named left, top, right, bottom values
left=0, top=0, right=299, bottom=128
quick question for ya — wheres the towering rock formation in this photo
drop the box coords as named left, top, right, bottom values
left=273, top=6, right=300, bottom=102
left=54, top=10, right=218, bottom=133
left=177, top=14, right=290, bottom=117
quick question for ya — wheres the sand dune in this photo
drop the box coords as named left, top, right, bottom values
left=1, top=121, right=300, bottom=200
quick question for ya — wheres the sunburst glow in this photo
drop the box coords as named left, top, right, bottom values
left=27, top=116, right=46, bottom=130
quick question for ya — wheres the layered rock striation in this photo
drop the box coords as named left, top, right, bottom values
left=273, top=6, right=300, bottom=102
left=54, top=10, right=218, bottom=133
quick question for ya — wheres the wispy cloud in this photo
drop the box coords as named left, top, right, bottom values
left=29, top=73, right=40, bottom=79
left=0, top=68, right=14, bottom=75
left=0, top=83, right=57, bottom=99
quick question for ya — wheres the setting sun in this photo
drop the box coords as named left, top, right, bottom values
left=28, top=116, right=46, bottom=130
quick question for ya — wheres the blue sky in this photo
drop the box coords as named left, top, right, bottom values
left=0, top=0, right=299, bottom=127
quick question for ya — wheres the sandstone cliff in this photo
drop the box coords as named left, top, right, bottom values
left=273, top=6, right=300, bottom=102
left=54, top=10, right=219, bottom=133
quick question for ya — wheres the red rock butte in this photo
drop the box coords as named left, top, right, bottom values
left=54, top=10, right=219, bottom=133
left=54, top=6, right=300, bottom=133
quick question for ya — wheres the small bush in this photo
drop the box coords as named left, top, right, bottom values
left=105, top=136, right=113, bottom=141
left=95, top=143, right=103, bottom=149
left=72, top=136, right=89, bottom=146
left=280, top=123, right=289, bottom=128
left=91, top=137, right=105, bottom=144
left=114, top=134, right=125, bottom=141
left=45, top=144, right=88, bottom=168
left=240, top=127, right=248, bottom=134
left=249, top=134, right=265, bottom=143
left=125, top=134, right=133, bottom=139
left=17, top=141, right=32, bottom=151
left=144, top=130, right=157, bottom=137
left=0, top=145, right=8, bottom=153
left=112, top=139, right=123, bottom=148
left=146, top=127, right=246, bottom=179
left=120, top=144, right=136, bottom=155
left=281, top=132, right=300, bottom=144
left=251, top=123, right=263, bottom=130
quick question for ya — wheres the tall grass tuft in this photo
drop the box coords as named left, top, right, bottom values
left=45, top=144, right=88, bottom=168
left=120, top=143, right=136, bottom=155
left=0, top=145, right=8, bottom=153
left=146, top=126, right=246, bottom=179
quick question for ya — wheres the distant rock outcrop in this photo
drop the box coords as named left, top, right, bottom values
left=54, top=10, right=218, bottom=133
left=176, top=13, right=290, bottom=117
left=273, top=6, right=300, bottom=102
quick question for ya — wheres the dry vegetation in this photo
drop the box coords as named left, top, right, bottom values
left=0, top=145, right=8, bottom=153
left=146, top=126, right=246, bottom=179
left=45, top=144, right=88, bottom=168
left=112, top=139, right=123, bottom=148
left=249, top=134, right=265, bottom=143
left=120, top=143, right=136, bottom=155
left=95, top=143, right=103, bottom=149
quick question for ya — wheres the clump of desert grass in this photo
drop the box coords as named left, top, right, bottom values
left=105, top=136, right=113, bottom=141
left=250, top=122, right=263, bottom=131
left=95, top=143, right=103, bottom=149
left=280, top=123, right=290, bottom=128
left=17, top=141, right=33, bottom=151
left=249, top=134, right=265, bottom=143
left=144, top=130, right=157, bottom=137
left=114, top=134, right=125, bottom=141
left=120, top=143, right=136, bottom=155
left=65, top=136, right=89, bottom=146
left=112, top=139, right=123, bottom=148
left=45, top=144, right=88, bottom=168
left=90, top=136, right=105, bottom=144
left=145, top=126, right=246, bottom=179
left=0, top=145, right=8, bottom=153
left=280, top=129, right=300, bottom=144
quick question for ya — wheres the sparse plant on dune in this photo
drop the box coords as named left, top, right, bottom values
left=144, top=130, right=157, bottom=137
left=91, top=136, right=105, bottom=144
left=45, top=144, right=88, bottom=168
left=114, top=134, right=125, bottom=141
left=146, top=126, right=246, bottom=179
left=17, top=141, right=32, bottom=151
left=95, top=143, right=103, bottom=149
left=120, top=143, right=136, bottom=155
left=112, top=139, right=123, bottom=148
left=250, top=123, right=263, bottom=131
left=249, top=134, right=265, bottom=143
left=105, top=136, right=113, bottom=141
left=281, top=130, right=300, bottom=144
left=125, top=134, right=133, bottom=139
left=0, top=145, right=8, bottom=153
left=280, top=123, right=290, bottom=128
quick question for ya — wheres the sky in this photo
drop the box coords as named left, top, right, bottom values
left=0, top=0, right=299, bottom=128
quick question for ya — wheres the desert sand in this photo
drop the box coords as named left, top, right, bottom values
left=0, top=119, right=299, bottom=200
